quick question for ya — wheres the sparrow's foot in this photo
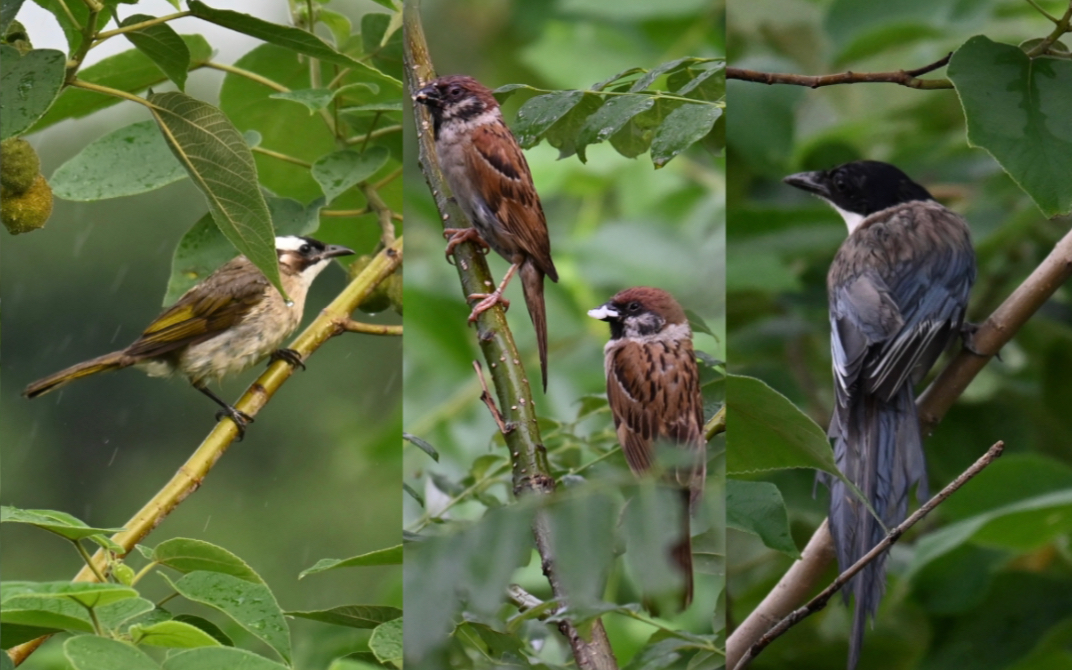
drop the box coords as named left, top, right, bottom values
left=467, top=289, right=510, bottom=322
left=271, top=348, right=306, bottom=370
left=443, top=227, right=488, bottom=261
left=215, top=405, right=254, bottom=440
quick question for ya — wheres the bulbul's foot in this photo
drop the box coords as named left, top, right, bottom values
left=961, top=321, right=999, bottom=360
left=216, top=405, right=254, bottom=440
left=444, top=227, right=489, bottom=262
left=467, top=289, right=510, bottom=322
left=271, top=348, right=306, bottom=370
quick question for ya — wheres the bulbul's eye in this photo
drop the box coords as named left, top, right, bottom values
left=299, top=244, right=311, bottom=254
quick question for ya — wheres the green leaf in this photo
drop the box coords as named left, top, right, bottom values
left=32, top=0, right=113, bottom=55
left=403, top=432, right=439, bottom=461
left=609, top=97, right=683, bottom=160
left=1, top=584, right=95, bottom=633
left=187, top=1, right=397, bottom=84
left=908, top=488, right=1072, bottom=579
left=726, top=479, right=800, bottom=558
left=0, top=46, right=66, bottom=140
left=311, top=147, right=390, bottom=204
left=725, top=375, right=833, bottom=474
left=98, top=598, right=157, bottom=631
left=576, top=95, right=654, bottom=162
left=286, top=605, right=401, bottom=630
left=650, top=103, right=722, bottom=168
left=64, top=636, right=160, bottom=670
left=949, top=35, right=1072, bottom=217
left=299, top=544, right=403, bottom=578
left=163, top=571, right=291, bottom=663
left=360, top=13, right=402, bottom=79
left=369, top=618, right=402, bottom=667
left=121, top=14, right=191, bottom=91
left=268, top=88, right=337, bottom=113
left=4, top=582, right=138, bottom=609
left=172, top=614, right=234, bottom=647
left=50, top=120, right=185, bottom=201
left=163, top=213, right=240, bottom=305
left=152, top=538, right=265, bottom=584
left=31, top=36, right=212, bottom=132
left=162, top=647, right=291, bottom=670
left=513, top=90, right=588, bottom=147
left=317, top=8, right=352, bottom=47
left=131, top=620, right=223, bottom=649
left=1, top=506, right=125, bottom=540
left=1, top=0, right=26, bottom=35
left=147, top=91, right=283, bottom=298
left=629, top=57, right=702, bottom=93
left=546, top=489, right=617, bottom=612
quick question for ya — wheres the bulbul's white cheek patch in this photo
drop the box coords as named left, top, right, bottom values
left=588, top=306, right=619, bottom=320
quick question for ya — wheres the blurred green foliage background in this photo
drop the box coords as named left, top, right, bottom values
left=1, top=2, right=401, bottom=668
left=726, top=1, right=1072, bottom=669
left=403, top=0, right=726, bottom=666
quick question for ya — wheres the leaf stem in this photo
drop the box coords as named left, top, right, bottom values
left=68, top=79, right=156, bottom=108
left=93, top=12, right=191, bottom=43
left=71, top=540, right=106, bottom=583
left=1024, top=0, right=1061, bottom=23
left=704, top=405, right=726, bottom=441
left=344, top=124, right=403, bottom=144
left=202, top=61, right=290, bottom=93
left=1026, top=1, right=1072, bottom=57
left=336, top=320, right=402, bottom=336
left=250, top=145, right=313, bottom=168
left=54, top=0, right=82, bottom=31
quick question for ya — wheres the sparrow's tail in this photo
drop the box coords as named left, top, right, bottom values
left=827, top=386, right=926, bottom=670
left=673, top=487, right=695, bottom=609
left=23, top=351, right=134, bottom=398
left=519, top=259, right=548, bottom=392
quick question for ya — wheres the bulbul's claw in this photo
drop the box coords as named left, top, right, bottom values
left=271, top=348, right=306, bottom=370
left=216, top=406, right=254, bottom=440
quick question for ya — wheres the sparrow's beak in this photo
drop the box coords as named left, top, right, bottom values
left=587, top=303, right=619, bottom=321
left=414, top=84, right=440, bottom=107
left=783, top=170, right=832, bottom=199
left=317, top=244, right=356, bottom=262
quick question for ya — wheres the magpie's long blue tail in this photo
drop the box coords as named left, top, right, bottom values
left=827, top=386, right=927, bottom=670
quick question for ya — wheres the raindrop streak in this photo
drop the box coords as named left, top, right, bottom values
left=202, top=515, right=212, bottom=532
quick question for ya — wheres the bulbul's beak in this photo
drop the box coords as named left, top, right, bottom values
left=414, top=85, right=440, bottom=106
left=783, top=170, right=832, bottom=199
left=587, top=303, right=619, bottom=321
left=318, top=244, right=356, bottom=262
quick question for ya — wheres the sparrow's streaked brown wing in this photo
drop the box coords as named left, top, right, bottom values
left=125, top=258, right=270, bottom=359
left=466, top=121, right=557, bottom=281
left=606, top=338, right=705, bottom=496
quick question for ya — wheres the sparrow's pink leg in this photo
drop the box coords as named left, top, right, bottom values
left=443, top=227, right=489, bottom=261
left=467, top=262, right=519, bottom=322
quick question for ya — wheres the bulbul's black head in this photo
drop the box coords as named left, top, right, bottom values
left=275, top=236, right=354, bottom=275
left=784, top=160, right=934, bottom=220
left=414, top=75, right=499, bottom=136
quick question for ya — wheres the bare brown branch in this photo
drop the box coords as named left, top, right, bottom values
left=727, top=53, right=953, bottom=90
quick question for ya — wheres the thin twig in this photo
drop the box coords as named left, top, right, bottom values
left=336, top=319, right=401, bottom=336
left=93, top=12, right=190, bottom=42
left=1025, top=0, right=1061, bottom=24
left=202, top=62, right=290, bottom=93
left=344, top=124, right=404, bottom=145
left=361, top=183, right=397, bottom=246
left=704, top=405, right=726, bottom=441
left=321, top=207, right=371, bottom=218
left=733, top=441, right=1005, bottom=669
left=474, top=360, right=512, bottom=435
left=727, top=53, right=953, bottom=90
left=1026, top=0, right=1072, bottom=57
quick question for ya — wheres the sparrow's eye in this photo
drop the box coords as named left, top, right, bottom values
left=299, top=244, right=311, bottom=254
left=447, top=85, right=463, bottom=98
left=628, top=301, right=641, bottom=312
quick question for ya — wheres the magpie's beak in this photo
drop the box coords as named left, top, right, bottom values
left=317, top=244, right=355, bottom=262
left=414, top=85, right=440, bottom=107
left=587, top=303, right=620, bottom=321
left=784, top=170, right=832, bottom=199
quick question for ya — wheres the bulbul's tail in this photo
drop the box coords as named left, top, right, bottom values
left=519, top=259, right=548, bottom=392
left=24, top=351, right=134, bottom=398
left=827, top=387, right=926, bottom=670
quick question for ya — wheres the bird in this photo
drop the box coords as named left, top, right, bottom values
left=589, top=286, right=707, bottom=609
left=24, top=235, right=355, bottom=437
left=784, top=160, right=976, bottom=669
left=414, top=74, right=558, bottom=391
